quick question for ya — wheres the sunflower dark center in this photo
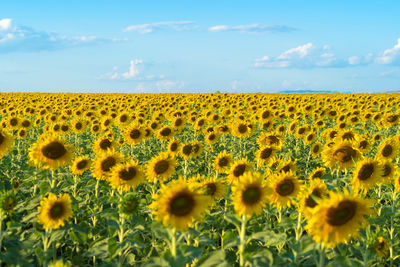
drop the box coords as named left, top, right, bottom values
left=120, top=115, right=128, bottom=122
left=101, top=157, right=116, bottom=172
left=313, top=145, right=320, bottom=153
left=160, top=128, right=172, bottom=136
left=0, top=133, right=4, bottom=145
left=77, top=160, right=88, bottom=170
left=22, top=120, right=30, bottom=127
left=298, top=128, right=305, bottom=135
left=130, top=129, right=141, bottom=139
left=154, top=160, right=169, bottom=174
left=276, top=179, right=295, bottom=196
left=359, top=140, right=368, bottom=149
left=10, top=118, right=18, bottom=126
left=333, top=146, right=357, bottom=163
left=208, top=134, right=216, bottom=141
left=41, top=141, right=67, bottom=159
left=218, top=157, right=228, bottom=167
left=100, top=139, right=112, bottom=150
left=61, top=125, right=69, bottom=132
left=170, top=142, right=178, bottom=151
left=312, top=170, right=324, bottom=179
left=192, top=144, right=200, bottom=153
left=75, top=122, right=83, bottom=130
left=261, top=148, right=272, bottom=159
left=382, top=145, right=393, bottom=157
left=387, top=115, right=398, bottom=122
left=233, top=164, right=246, bottom=177
left=169, top=192, right=195, bottom=216
left=119, top=167, right=137, bottom=181
left=267, top=136, right=279, bottom=145
left=307, top=134, right=314, bottom=141
left=382, top=164, right=392, bottom=177
left=358, top=163, right=374, bottom=181
left=182, top=144, right=192, bottom=155
left=175, top=118, right=183, bottom=127
left=242, top=186, right=261, bottom=205
left=326, top=200, right=357, bottom=226
left=238, top=124, right=247, bottom=134
left=281, top=165, right=291, bottom=173
left=205, top=183, right=217, bottom=196
left=49, top=202, right=65, bottom=219
left=305, top=189, right=322, bottom=208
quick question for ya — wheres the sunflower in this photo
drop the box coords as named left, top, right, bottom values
left=172, top=117, right=186, bottom=133
left=71, top=156, right=91, bottom=175
left=200, top=176, right=227, bottom=200
left=371, top=236, right=390, bottom=259
left=304, top=132, right=317, bottom=145
left=228, top=158, right=252, bottom=183
left=351, top=159, right=383, bottom=194
left=146, top=152, right=176, bottom=183
left=379, top=160, right=396, bottom=182
left=311, top=142, right=322, bottom=158
left=231, top=121, right=252, bottom=138
left=255, top=146, right=277, bottom=166
left=92, top=150, right=123, bottom=180
left=257, top=132, right=283, bottom=148
left=269, top=171, right=302, bottom=209
left=321, top=141, right=362, bottom=170
left=93, top=136, right=117, bottom=155
left=213, top=151, right=233, bottom=173
left=231, top=171, right=271, bottom=217
left=167, top=138, right=180, bottom=156
left=298, top=179, right=328, bottom=220
left=149, top=179, right=209, bottom=230
left=376, top=138, right=398, bottom=161
left=109, top=160, right=145, bottom=191
left=190, top=141, right=203, bottom=158
left=119, top=193, right=139, bottom=219
left=28, top=135, right=73, bottom=170
left=0, top=191, right=17, bottom=216
left=0, top=129, right=14, bottom=159
left=123, top=124, right=144, bottom=145
left=305, top=190, right=374, bottom=248
left=308, top=167, right=326, bottom=180
left=205, top=132, right=219, bottom=146
left=157, top=126, right=174, bottom=141
left=277, top=157, right=298, bottom=174
left=356, top=135, right=372, bottom=154
left=37, top=193, right=73, bottom=230
left=179, top=143, right=193, bottom=159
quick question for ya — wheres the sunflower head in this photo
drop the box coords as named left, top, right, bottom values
left=92, top=150, right=123, bottom=180
left=110, top=161, right=145, bottom=191
left=298, top=179, right=328, bottom=219
left=37, top=193, right=73, bottom=230
left=213, top=151, right=233, bottom=173
left=119, top=193, right=140, bottom=219
left=228, top=158, right=252, bottom=183
left=269, top=171, right=302, bottom=209
left=28, top=135, right=73, bottom=170
left=321, top=141, right=362, bottom=170
left=0, top=191, right=17, bottom=216
left=146, top=152, right=176, bottom=183
left=71, top=156, right=91, bottom=175
left=351, top=159, right=383, bottom=193
left=305, top=190, right=374, bottom=248
left=149, top=179, right=209, bottom=230
left=231, top=172, right=271, bottom=216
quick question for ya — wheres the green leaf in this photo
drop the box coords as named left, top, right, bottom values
left=248, top=230, right=286, bottom=247
left=197, top=250, right=227, bottom=267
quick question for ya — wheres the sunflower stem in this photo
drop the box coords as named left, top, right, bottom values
left=73, top=175, right=77, bottom=198
left=0, top=212, right=3, bottom=252
left=239, top=215, right=247, bottom=267
left=95, top=179, right=100, bottom=198
left=50, top=170, right=56, bottom=189
left=171, top=228, right=177, bottom=258
left=389, top=190, right=396, bottom=267
left=295, top=212, right=302, bottom=241
left=318, top=244, right=325, bottom=267
left=277, top=207, right=282, bottom=223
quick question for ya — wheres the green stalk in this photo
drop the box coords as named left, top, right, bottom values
left=171, top=228, right=177, bottom=258
left=295, top=212, right=302, bottom=241
left=318, top=244, right=325, bottom=267
left=239, top=215, right=247, bottom=267
left=389, top=190, right=397, bottom=267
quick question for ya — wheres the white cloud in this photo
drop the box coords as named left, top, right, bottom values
left=208, top=24, right=297, bottom=33
left=375, top=38, right=400, bottom=64
left=0, top=18, right=120, bottom=53
left=277, top=43, right=313, bottom=59
left=254, top=43, right=369, bottom=69
left=123, top=21, right=195, bottom=34
left=99, top=60, right=165, bottom=81
left=0, top=18, right=12, bottom=31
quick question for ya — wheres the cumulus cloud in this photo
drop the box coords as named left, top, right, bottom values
left=0, top=18, right=120, bottom=53
left=123, top=21, right=196, bottom=34
left=208, top=23, right=297, bottom=33
left=254, top=43, right=372, bottom=69
left=375, top=38, right=400, bottom=65
left=98, top=60, right=165, bottom=81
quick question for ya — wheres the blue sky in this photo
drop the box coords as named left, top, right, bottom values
left=1, top=0, right=400, bottom=93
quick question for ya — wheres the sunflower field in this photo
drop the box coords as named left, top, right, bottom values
left=1, top=92, right=400, bottom=266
